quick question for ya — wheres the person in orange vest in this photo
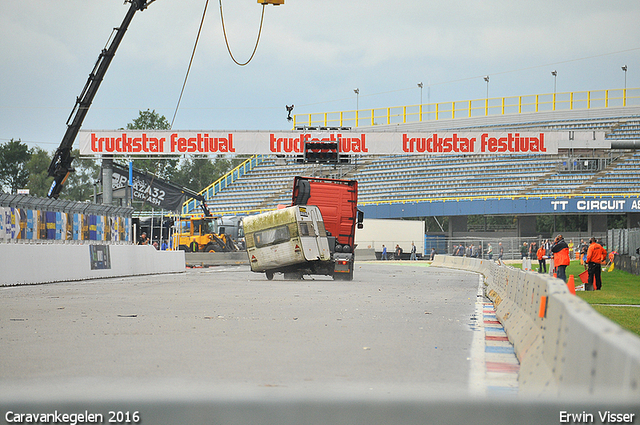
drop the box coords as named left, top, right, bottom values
left=536, top=244, right=547, bottom=274
left=551, top=234, right=570, bottom=282
left=586, top=237, right=607, bottom=290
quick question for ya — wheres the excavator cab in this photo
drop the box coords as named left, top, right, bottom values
left=172, top=215, right=237, bottom=253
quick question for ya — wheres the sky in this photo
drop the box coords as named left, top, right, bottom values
left=1, top=0, right=639, bottom=152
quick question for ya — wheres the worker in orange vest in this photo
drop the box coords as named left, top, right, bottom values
left=536, top=244, right=547, bottom=274
left=586, top=237, right=607, bottom=290
left=551, top=234, right=570, bottom=282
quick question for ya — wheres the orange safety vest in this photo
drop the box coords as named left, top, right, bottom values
left=587, top=243, right=606, bottom=264
left=536, top=247, right=546, bottom=261
left=554, top=247, right=570, bottom=266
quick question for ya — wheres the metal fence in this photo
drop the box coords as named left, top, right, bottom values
left=0, top=193, right=133, bottom=244
left=608, top=228, right=640, bottom=255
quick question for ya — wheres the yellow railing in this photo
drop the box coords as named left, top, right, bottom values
left=293, top=88, right=640, bottom=129
left=181, top=154, right=265, bottom=214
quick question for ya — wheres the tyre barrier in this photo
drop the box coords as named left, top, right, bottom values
left=431, top=254, right=640, bottom=398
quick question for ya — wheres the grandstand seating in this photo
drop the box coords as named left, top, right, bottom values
left=195, top=110, right=640, bottom=216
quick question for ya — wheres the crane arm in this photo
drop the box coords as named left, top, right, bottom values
left=47, top=0, right=153, bottom=199
left=180, top=187, right=212, bottom=218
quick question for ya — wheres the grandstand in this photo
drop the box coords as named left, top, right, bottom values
left=187, top=108, right=639, bottom=209
left=177, top=88, right=640, bottom=256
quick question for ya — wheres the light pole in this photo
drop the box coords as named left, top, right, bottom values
left=484, top=76, right=489, bottom=115
left=622, top=65, right=628, bottom=107
left=354, top=88, right=359, bottom=111
left=484, top=76, right=489, bottom=99
left=551, top=70, right=558, bottom=94
left=418, top=82, right=423, bottom=105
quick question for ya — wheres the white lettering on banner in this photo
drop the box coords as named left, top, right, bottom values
left=633, top=200, right=640, bottom=210
left=576, top=200, right=626, bottom=211
left=551, top=200, right=569, bottom=211
left=78, top=130, right=584, bottom=155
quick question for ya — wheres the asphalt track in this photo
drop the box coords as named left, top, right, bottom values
left=1, top=262, right=498, bottom=395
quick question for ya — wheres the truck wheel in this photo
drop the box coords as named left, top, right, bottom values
left=203, top=243, right=218, bottom=253
left=265, top=271, right=274, bottom=280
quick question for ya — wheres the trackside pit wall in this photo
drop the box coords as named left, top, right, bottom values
left=0, top=244, right=185, bottom=286
left=431, top=255, right=640, bottom=398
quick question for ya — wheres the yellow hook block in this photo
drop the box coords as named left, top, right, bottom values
left=258, top=0, right=284, bottom=4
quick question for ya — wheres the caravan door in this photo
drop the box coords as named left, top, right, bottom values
left=297, top=206, right=330, bottom=262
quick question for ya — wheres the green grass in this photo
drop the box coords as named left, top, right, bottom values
left=591, top=305, right=640, bottom=336
left=512, top=260, right=640, bottom=336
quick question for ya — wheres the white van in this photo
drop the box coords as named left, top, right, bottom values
left=244, top=205, right=331, bottom=280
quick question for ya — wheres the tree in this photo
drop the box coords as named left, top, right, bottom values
left=173, top=155, right=231, bottom=192
left=63, top=149, right=100, bottom=202
left=26, top=147, right=52, bottom=197
left=0, top=139, right=31, bottom=194
left=125, top=109, right=178, bottom=180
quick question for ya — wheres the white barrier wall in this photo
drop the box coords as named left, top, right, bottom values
left=431, top=255, right=640, bottom=398
left=0, top=243, right=185, bottom=286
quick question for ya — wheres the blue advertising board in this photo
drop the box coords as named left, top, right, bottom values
left=361, top=196, right=640, bottom=219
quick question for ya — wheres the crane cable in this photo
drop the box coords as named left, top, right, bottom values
left=171, top=0, right=266, bottom=128
left=171, top=0, right=210, bottom=129
left=219, top=0, right=266, bottom=67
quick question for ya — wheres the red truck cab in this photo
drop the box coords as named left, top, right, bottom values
left=292, top=176, right=363, bottom=280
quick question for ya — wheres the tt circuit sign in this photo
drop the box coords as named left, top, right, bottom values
left=551, top=198, right=640, bottom=213
left=78, top=130, right=604, bottom=156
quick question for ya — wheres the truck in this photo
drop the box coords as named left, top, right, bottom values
left=244, top=176, right=363, bottom=280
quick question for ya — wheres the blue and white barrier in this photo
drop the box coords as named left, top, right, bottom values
left=431, top=254, right=640, bottom=397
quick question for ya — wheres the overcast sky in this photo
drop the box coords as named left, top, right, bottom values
left=1, top=0, right=639, bottom=151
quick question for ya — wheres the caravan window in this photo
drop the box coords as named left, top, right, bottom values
left=254, top=225, right=291, bottom=248
left=298, top=222, right=316, bottom=237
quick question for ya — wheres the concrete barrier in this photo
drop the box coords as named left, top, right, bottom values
left=0, top=243, right=185, bottom=286
left=431, top=254, right=640, bottom=398
left=185, top=252, right=249, bottom=267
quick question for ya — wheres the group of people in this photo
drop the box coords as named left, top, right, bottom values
left=528, top=235, right=608, bottom=291
left=451, top=242, right=503, bottom=260
left=137, top=232, right=169, bottom=250
left=380, top=243, right=437, bottom=261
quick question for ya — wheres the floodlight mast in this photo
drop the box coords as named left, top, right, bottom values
left=47, top=0, right=154, bottom=199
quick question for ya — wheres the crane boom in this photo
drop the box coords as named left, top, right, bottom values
left=47, top=0, right=154, bottom=199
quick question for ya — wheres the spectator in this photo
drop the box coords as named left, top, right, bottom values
left=161, top=240, right=169, bottom=251
left=520, top=242, right=529, bottom=259
left=430, top=247, right=436, bottom=261
left=486, top=243, right=493, bottom=260
left=381, top=245, right=388, bottom=260
left=138, top=232, right=149, bottom=245
left=568, top=239, right=575, bottom=260
left=551, top=234, right=570, bottom=282
left=536, top=243, right=547, bottom=274
left=586, top=237, right=607, bottom=290
left=410, top=242, right=417, bottom=261
left=498, top=242, right=504, bottom=261
left=395, top=244, right=403, bottom=260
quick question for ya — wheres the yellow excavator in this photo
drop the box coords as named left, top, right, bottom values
left=172, top=190, right=237, bottom=253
